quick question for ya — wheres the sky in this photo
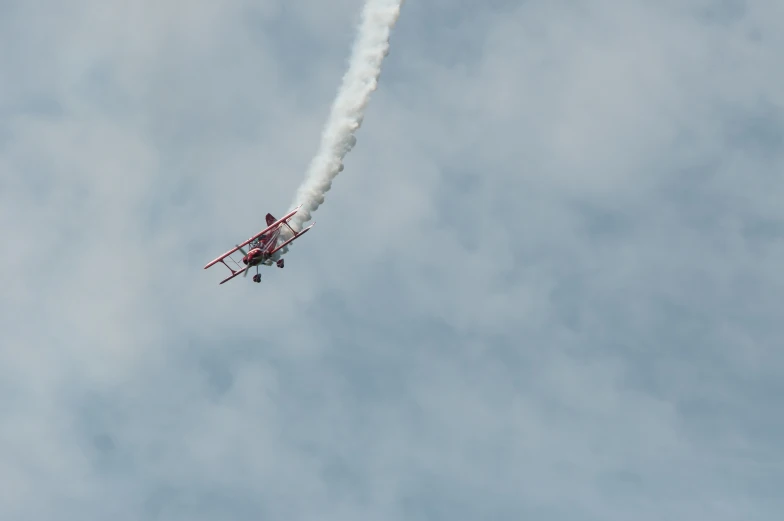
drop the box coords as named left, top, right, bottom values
left=1, top=0, right=783, bottom=519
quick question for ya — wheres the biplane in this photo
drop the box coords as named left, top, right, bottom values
left=204, top=204, right=314, bottom=284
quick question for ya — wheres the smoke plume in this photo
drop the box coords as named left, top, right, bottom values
left=286, top=0, right=404, bottom=233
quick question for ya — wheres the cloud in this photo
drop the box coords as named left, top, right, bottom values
left=1, top=0, right=783, bottom=520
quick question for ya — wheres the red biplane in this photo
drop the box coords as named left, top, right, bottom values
left=204, top=204, right=314, bottom=284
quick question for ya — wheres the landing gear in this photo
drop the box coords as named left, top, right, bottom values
left=276, top=259, right=284, bottom=268
left=252, top=273, right=261, bottom=283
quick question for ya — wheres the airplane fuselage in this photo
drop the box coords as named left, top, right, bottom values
left=241, top=239, right=282, bottom=267
left=242, top=248, right=272, bottom=266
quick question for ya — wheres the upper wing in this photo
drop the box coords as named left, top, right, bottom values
left=203, top=204, right=303, bottom=270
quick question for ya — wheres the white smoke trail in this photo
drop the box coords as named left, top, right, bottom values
left=286, top=0, right=404, bottom=233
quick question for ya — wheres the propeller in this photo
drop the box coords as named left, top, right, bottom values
left=236, top=244, right=252, bottom=277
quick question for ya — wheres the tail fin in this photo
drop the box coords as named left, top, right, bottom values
left=265, top=213, right=276, bottom=226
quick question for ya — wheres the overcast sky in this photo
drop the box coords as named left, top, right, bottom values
left=1, top=0, right=783, bottom=520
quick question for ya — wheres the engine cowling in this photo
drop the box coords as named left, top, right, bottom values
left=243, top=249, right=262, bottom=265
